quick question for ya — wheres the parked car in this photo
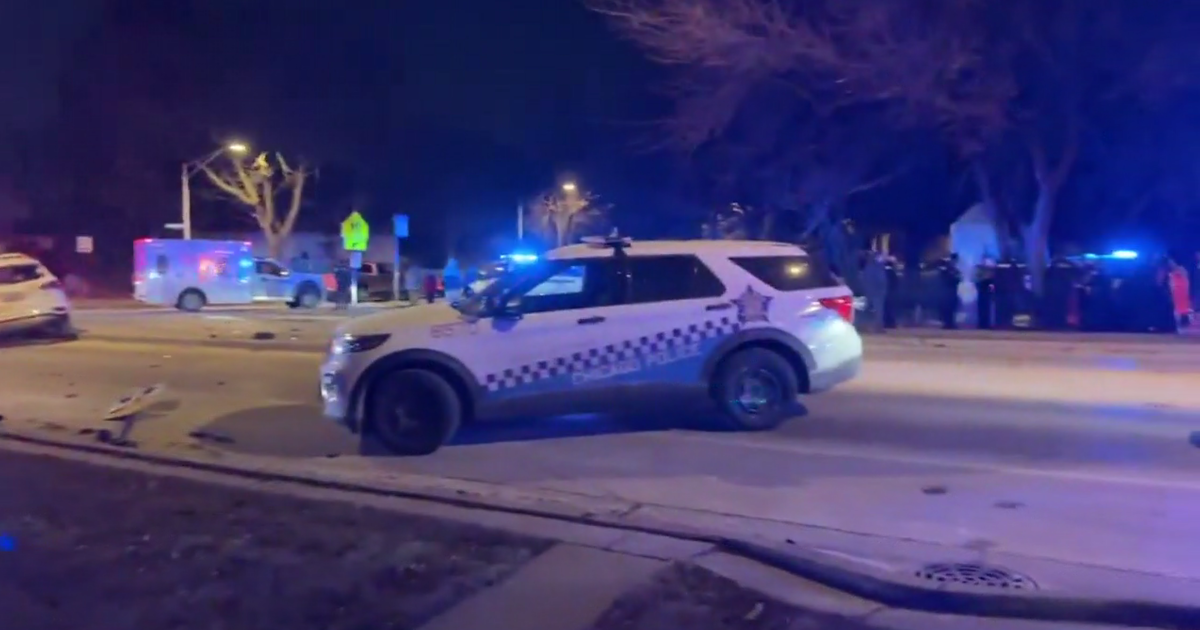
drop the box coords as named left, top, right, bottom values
left=0, top=252, right=74, bottom=338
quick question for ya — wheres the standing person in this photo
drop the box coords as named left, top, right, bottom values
left=883, top=255, right=900, bottom=329
left=443, top=257, right=463, bottom=303
left=937, top=253, right=963, bottom=329
left=1191, top=251, right=1200, bottom=313
left=1152, top=256, right=1178, bottom=333
left=333, top=259, right=352, bottom=310
left=1169, top=258, right=1191, bottom=329
left=861, top=250, right=888, bottom=333
left=973, top=258, right=996, bottom=329
left=422, top=273, right=438, bottom=304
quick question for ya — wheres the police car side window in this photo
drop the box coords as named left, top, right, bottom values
left=517, top=259, right=619, bottom=314
left=729, top=255, right=839, bottom=291
left=627, top=255, right=725, bottom=304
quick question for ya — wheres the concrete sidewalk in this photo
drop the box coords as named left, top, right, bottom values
left=0, top=439, right=1159, bottom=630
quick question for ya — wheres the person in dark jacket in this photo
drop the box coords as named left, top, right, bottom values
left=973, top=258, right=996, bottom=329
left=883, top=256, right=900, bottom=328
left=333, top=260, right=352, bottom=310
left=423, top=273, right=438, bottom=304
left=936, top=253, right=963, bottom=329
left=860, top=250, right=889, bottom=333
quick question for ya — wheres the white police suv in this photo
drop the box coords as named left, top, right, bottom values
left=320, top=237, right=862, bottom=455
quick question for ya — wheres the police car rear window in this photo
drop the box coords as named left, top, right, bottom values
left=729, top=255, right=840, bottom=291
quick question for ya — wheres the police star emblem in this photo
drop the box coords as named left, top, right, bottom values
left=733, top=286, right=772, bottom=324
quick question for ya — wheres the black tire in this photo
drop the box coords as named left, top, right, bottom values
left=367, top=368, right=462, bottom=456
left=295, top=283, right=321, bottom=309
left=176, top=289, right=206, bottom=312
left=40, top=317, right=77, bottom=340
left=710, top=347, right=800, bottom=431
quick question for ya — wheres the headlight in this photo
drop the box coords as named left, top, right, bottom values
left=331, top=333, right=390, bottom=354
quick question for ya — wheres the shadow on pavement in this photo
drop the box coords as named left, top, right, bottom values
left=192, top=390, right=778, bottom=459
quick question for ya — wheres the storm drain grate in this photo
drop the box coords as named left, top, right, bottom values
left=914, top=562, right=1038, bottom=590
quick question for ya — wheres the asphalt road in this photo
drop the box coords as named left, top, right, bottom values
left=5, top=314, right=1200, bottom=584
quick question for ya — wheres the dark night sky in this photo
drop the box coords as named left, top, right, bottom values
left=2, top=0, right=1197, bottom=261
left=0, top=1, right=101, bottom=135
left=1, top=0, right=671, bottom=255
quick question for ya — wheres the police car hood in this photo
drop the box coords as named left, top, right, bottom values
left=336, top=303, right=464, bottom=337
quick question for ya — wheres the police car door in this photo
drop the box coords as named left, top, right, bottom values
left=610, top=254, right=734, bottom=385
left=483, top=256, right=626, bottom=398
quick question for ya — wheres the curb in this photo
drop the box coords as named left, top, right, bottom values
left=0, top=429, right=1194, bottom=628
left=720, top=539, right=1196, bottom=629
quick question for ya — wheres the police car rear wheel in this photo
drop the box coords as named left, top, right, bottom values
left=368, top=368, right=462, bottom=456
left=711, top=348, right=798, bottom=431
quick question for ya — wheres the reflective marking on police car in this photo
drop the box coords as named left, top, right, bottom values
left=482, top=316, right=739, bottom=396
left=733, top=286, right=773, bottom=324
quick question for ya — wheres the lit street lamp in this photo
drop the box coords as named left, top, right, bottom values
left=177, top=142, right=248, bottom=240
left=561, top=182, right=577, bottom=193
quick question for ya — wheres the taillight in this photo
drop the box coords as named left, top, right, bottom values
left=819, top=295, right=855, bottom=323
left=40, top=279, right=63, bottom=290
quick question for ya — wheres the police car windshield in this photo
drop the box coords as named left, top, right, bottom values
left=455, top=261, right=548, bottom=314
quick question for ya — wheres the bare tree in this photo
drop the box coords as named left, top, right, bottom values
left=527, top=186, right=610, bottom=247
left=588, top=0, right=970, bottom=277
left=592, top=0, right=1198, bottom=291
left=201, top=152, right=312, bottom=259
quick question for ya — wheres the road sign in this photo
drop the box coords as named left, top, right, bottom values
left=341, top=211, right=369, bottom=251
left=393, top=214, right=409, bottom=238
left=75, top=236, right=94, bottom=254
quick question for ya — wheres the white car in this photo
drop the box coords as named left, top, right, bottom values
left=320, top=237, right=862, bottom=455
left=0, top=253, right=74, bottom=338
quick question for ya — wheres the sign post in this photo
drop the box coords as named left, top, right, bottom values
left=341, top=211, right=370, bottom=305
left=392, top=214, right=408, bottom=302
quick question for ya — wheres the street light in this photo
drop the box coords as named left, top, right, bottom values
left=561, top=182, right=577, bottom=193
left=178, top=141, right=249, bottom=240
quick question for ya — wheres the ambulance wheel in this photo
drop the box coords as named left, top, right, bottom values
left=176, top=289, right=206, bottom=312
left=710, top=347, right=798, bottom=431
left=367, top=368, right=462, bottom=456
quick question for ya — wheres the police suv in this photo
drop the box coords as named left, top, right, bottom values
left=320, top=237, right=863, bottom=455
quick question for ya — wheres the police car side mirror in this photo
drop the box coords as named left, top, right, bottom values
left=494, top=296, right=523, bottom=320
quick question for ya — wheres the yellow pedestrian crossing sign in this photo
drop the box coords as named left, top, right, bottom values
left=341, top=211, right=369, bottom=251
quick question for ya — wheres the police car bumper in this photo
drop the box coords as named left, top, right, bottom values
left=805, top=326, right=864, bottom=393
left=808, top=354, right=863, bottom=393
left=319, top=360, right=355, bottom=429
left=0, top=310, right=70, bottom=336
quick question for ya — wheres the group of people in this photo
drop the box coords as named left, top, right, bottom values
left=858, top=249, right=1198, bottom=333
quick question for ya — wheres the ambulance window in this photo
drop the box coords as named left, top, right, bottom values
left=155, top=255, right=169, bottom=275
left=255, top=260, right=285, bottom=276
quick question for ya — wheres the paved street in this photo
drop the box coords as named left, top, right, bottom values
left=4, top=312, right=1200, bottom=590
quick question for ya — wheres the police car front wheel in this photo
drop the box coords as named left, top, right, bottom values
left=711, top=348, right=799, bottom=431
left=367, top=368, right=462, bottom=456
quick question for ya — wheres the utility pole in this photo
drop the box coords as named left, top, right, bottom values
left=181, top=165, right=192, bottom=240
left=178, top=142, right=248, bottom=239
left=517, top=200, right=524, bottom=241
